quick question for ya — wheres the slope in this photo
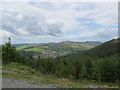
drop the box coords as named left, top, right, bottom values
left=85, top=38, right=120, bottom=57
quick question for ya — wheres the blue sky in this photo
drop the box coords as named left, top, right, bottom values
left=0, top=2, right=118, bottom=44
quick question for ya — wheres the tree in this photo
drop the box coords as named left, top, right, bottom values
left=2, top=38, right=20, bottom=64
left=99, top=56, right=118, bottom=82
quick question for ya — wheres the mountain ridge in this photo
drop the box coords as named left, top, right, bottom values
left=13, top=41, right=101, bottom=58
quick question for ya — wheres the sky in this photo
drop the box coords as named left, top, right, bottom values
left=0, top=2, right=118, bottom=44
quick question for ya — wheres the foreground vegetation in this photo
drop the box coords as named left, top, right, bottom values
left=3, top=62, right=118, bottom=88
left=2, top=38, right=120, bottom=88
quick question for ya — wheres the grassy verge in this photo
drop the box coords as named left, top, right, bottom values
left=2, top=62, right=118, bottom=88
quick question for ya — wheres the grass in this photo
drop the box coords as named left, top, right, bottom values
left=2, top=62, right=119, bottom=88
left=16, top=45, right=31, bottom=50
left=25, top=48, right=47, bottom=53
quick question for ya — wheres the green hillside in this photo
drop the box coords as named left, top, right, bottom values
left=61, top=38, right=119, bottom=82
left=14, top=41, right=101, bottom=58
left=85, top=38, right=119, bottom=57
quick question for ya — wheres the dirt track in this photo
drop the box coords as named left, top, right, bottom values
left=2, top=78, right=56, bottom=88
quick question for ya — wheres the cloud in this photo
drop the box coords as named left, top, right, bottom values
left=89, top=3, right=118, bottom=26
left=0, top=30, right=15, bottom=43
left=1, top=3, right=64, bottom=37
left=57, top=28, right=118, bottom=42
left=0, top=2, right=118, bottom=43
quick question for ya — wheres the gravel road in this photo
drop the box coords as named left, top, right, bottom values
left=2, top=78, right=56, bottom=88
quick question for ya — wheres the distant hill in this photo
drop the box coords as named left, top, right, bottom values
left=76, top=38, right=120, bottom=57
left=12, top=43, right=30, bottom=48
left=13, top=41, right=101, bottom=58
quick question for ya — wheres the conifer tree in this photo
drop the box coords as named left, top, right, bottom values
left=2, top=38, right=20, bottom=64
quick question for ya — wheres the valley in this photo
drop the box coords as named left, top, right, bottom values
left=13, top=41, right=101, bottom=58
